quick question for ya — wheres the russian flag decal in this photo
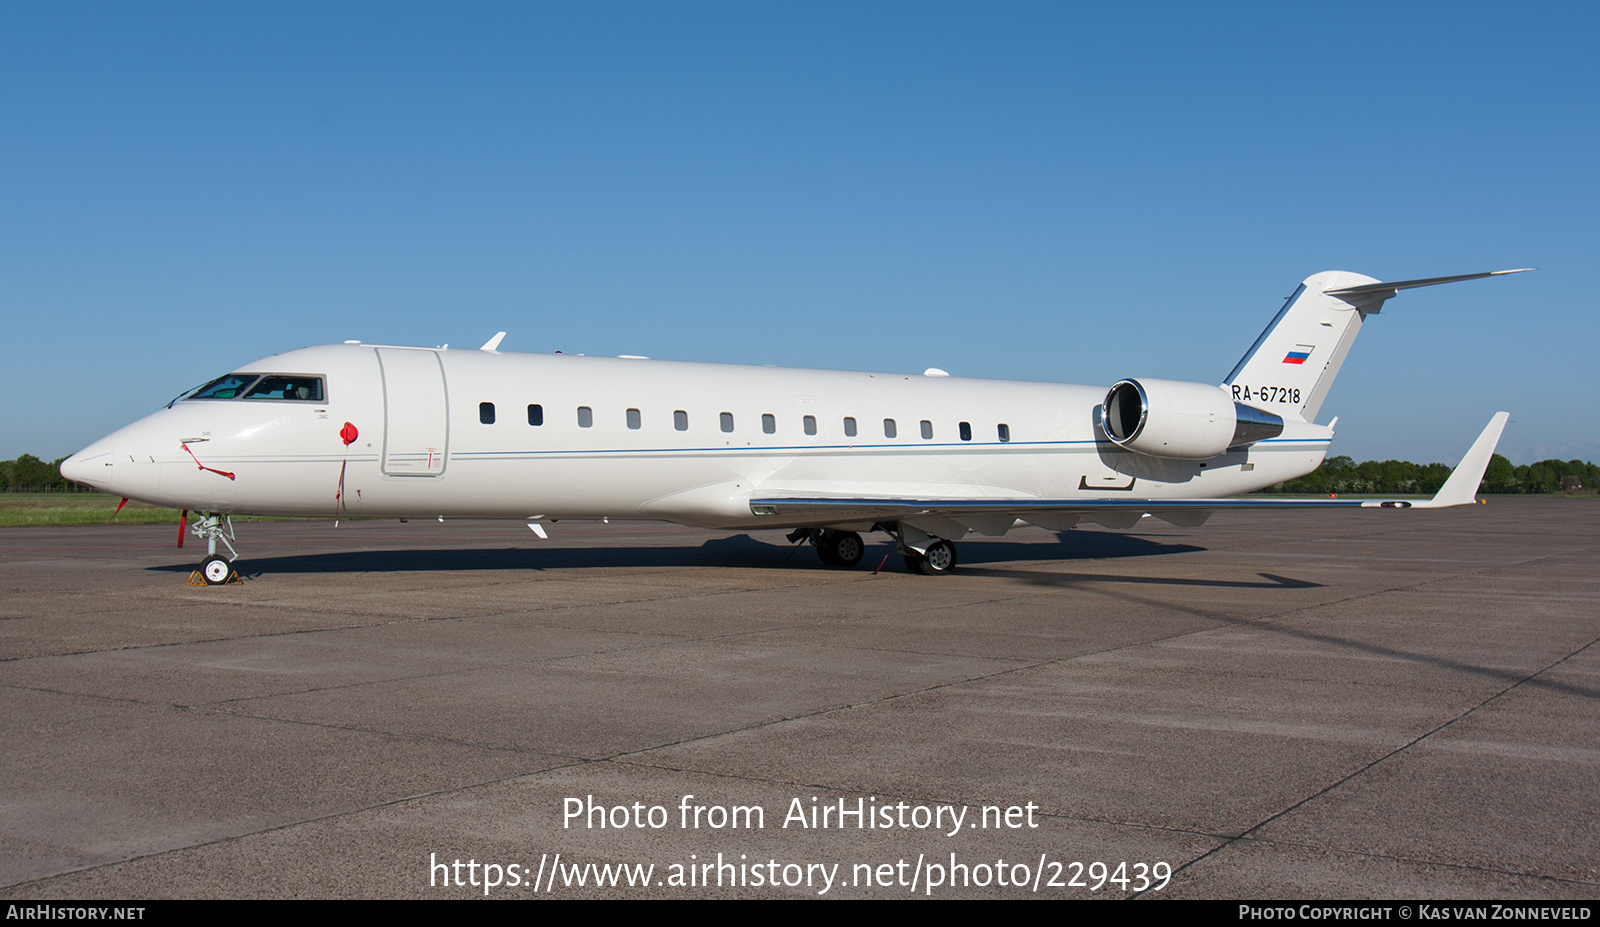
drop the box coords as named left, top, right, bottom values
left=1282, top=344, right=1313, bottom=365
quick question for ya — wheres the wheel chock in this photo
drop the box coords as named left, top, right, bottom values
left=186, top=567, right=243, bottom=586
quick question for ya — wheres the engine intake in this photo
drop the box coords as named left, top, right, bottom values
left=1102, top=378, right=1284, bottom=459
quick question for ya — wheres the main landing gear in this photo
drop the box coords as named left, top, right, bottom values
left=792, top=528, right=866, bottom=568
left=789, top=525, right=959, bottom=575
left=901, top=538, right=957, bottom=576
left=894, top=522, right=958, bottom=575
left=190, top=513, right=240, bottom=585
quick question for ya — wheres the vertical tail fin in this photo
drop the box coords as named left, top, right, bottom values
left=1224, top=269, right=1530, bottom=424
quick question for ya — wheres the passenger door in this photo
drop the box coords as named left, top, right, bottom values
left=377, top=348, right=449, bottom=477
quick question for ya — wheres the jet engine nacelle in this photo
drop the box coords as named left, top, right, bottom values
left=1102, top=378, right=1284, bottom=459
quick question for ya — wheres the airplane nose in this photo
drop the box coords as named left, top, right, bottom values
left=60, top=437, right=114, bottom=489
left=60, top=453, right=93, bottom=484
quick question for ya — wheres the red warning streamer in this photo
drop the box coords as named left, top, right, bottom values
left=182, top=444, right=235, bottom=480
left=335, top=422, right=357, bottom=514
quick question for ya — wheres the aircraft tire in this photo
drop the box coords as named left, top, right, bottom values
left=201, top=555, right=232, bottom=585
left=917, top=540, right=957, bottom=575
left=831, top=531, right=864, bottom=567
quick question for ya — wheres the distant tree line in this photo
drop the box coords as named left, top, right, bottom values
left=1260, top=454, right=1599, bottom=495
left=1, top=454, right=92, bottom=492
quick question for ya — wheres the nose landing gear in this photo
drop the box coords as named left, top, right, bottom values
left=187, top=513, right=241, bottom=585
left=200, top=555, right=234, bottom=584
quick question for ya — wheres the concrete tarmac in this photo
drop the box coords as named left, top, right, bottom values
left=1, top=498, right=1596, bottom=899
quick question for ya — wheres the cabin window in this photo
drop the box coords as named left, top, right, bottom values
left=626, top=408, right=641, bottom=430
left=242, top=376, right=325, bottom=402
left=577, top=406, right=593, bottom=428
left=998, top=423, right=1010, bottom=442
left=720, top=412, right=734, bottom=433
left=674, top=410, right=689, bottom=431
left=920, top=420, right=933, bottom=440
left=762, top=413, right=776, bottom=434
left=843, top=417, right=857, bottom=438
left=528, top=404, right=544, bottom=426
left=803, top=415, right=817, bottom=436
left=959, top=421, right=972, bottom=441
left=883, top=418, right=897, bottom=438
left=479, top=402, right=496, bottom=425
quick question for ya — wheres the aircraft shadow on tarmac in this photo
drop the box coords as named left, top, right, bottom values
left=142, top=529, right=1600, bottom=701
left=145, top=529, right=1282, bottom=585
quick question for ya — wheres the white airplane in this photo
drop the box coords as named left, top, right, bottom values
left=61, top=269, right=1526, bottom=584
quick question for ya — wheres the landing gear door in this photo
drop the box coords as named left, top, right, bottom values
left=377, top=348, right=449, bottom=477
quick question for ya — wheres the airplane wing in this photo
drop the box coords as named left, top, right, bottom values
left=750, top=413, right=1509, bottom=528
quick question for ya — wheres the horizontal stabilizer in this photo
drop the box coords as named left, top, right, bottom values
left=1324, top=269, right=1531, bottom=301
left=1415, top=412, right=1509, bottom=508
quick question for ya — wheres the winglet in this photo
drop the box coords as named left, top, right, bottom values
left=480, top=332, right=507, bottom=352
left=1417, top=412, right=1510, bottom=508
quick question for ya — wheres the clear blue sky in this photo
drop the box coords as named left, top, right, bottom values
left=3, top=1, right=1593, bottom=465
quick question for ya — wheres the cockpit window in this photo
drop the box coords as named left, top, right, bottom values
left=181, top=373, right=325, bottom=402
left=243, top=376, right=325, bottom=402
left=186, top=374, right=261, bottom=401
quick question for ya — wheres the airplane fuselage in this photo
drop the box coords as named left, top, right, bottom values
left=64, top=343, right=1334, bottom=528
left=61, top=268, right=1527, bottom=581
